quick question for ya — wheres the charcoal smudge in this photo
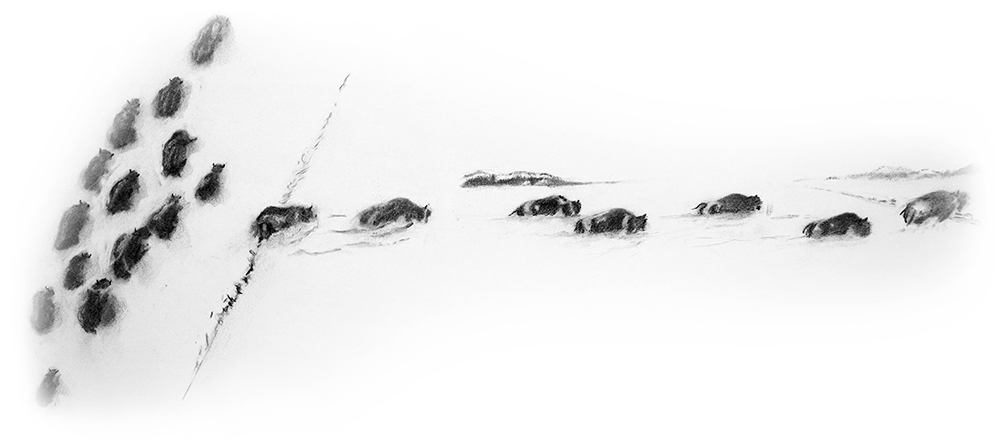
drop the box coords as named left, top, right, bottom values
left=147, top=195, right=183, bottom=240
left=191, top=16, right=231, bottom=66
left=31, top=287, right=56, bottom=335
left=108, top=99, right=140, bottom=150
left=107, top=170, right=141, bottom=215
left=253, top=205, right=317, bottom=242
left=37, top=368, right=61, bottom=406
left=54, top=201, right=90, bottom=250
left=162, top=130, right=197, bottom=178
left=63, top=252, right=91, bottom=290
left=78, top=278, right=118, bottom=334
left=195, top=163, right=225, bottom=202
left=111, top=228, right=152, bottom=280
left=81, top=149, right=114, bottom=192
left=154, top=77, right=184, bottom=118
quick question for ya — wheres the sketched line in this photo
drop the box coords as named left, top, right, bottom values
left=278, top=111, right=331, bottom=205
left=293, top=247, right=343, bottom=256
left=184, top=240, right=262, bottom=399
left=185, top=73, right=351, bottom=400
left=293, top=236, right=413, bottom=256
left=279, top=73, right=351, bottom=205
left=808, top=186, right=898, bottom=208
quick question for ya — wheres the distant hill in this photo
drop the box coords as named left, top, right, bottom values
left=461, top=170, right=585, bottom=188
left=823, top=165, right=973, bottom=181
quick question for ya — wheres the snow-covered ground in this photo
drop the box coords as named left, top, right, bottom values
left=4, top=2, right=999, bottom=446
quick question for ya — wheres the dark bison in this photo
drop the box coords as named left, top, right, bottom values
left=147, top=195, right=184, bottom=240
left=694, top=193, right=762, bottom=215
left=195, top=163, right=225, bottom=202
left=191, top=16, right=231, bottom=65
left=154, top=77, right=185, bottom=118
left=803, top=212, right=872, bottom=238
left=357, top=198, right=431, bottom=229
left=111, top=228, right=152, bottom=280
left=574, top=208, right=647, bottom=234
left=901, top=190, right=969, bottom=225
left=31, top=287, right=57, bottom=335
left=162, top=130, right=197, bottom=177
left=54, top=201, right=90, bottom=250
left=63, top=252, right=92, bottom=290
left=108, top=99, right=140, bottom=150
left=107, top=170, right=141, bottom=215
left=254, top=205, right=317, bottom=242
left=510, top=195, right=582, bottom=217
left=81, top=149, right=113, bottom=192
left=77, top=278, right=118, bottom=334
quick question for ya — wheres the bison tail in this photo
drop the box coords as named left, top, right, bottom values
left=900, top=205, right=915, bottom=225
left=802, top=222, right=818, bottom=237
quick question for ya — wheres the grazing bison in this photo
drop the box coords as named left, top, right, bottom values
left=77, top=278, right=118, bottom=334
left=803, top=213, right=872, bottom=238
left=162, top=130, right=197, bottom=177
left=37, top=368, right=61, bottom=407
left=191, top=16, right=231, bottom=65
left=81, top=149, right=114, bottom=192
left=108, top=99, right=140, bottom=150
left=901, top=190, right=969, bottom=226
left=54, top=201, right=90, bottom=250
left=694, top=193, right=762, bottom=215
left=195, top=163, right=225, bottom=202
left=253, top=205, right=317, bottom=242
left=357, top=198, right=431, bottom=229
left=147, top=195, right=184, bottom=240
left=510, top=195, right=582, bottom=217
left=107, top=170, right=141, bottom=215
left=574, top=208, right=647, bottom=234
left=111, top=227, right=152, bottom=280
left=31, top=287, right=57, bottom=335
left=63, top=252, right=91, bottom=290
left=154, top=77, right=185, bottom=118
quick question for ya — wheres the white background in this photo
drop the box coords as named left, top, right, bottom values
left=1, top=0, right=998, bottom=445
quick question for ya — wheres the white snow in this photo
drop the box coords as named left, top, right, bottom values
left=4, top=2, right=1000, bottom=446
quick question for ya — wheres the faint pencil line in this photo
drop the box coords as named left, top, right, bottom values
left=185, top=74, right=351, bottom=400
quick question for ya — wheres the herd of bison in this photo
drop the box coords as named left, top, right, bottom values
left=30, top=16, right=972, bottom=407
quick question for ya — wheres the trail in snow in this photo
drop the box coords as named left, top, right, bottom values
left=183, top=242, right=261, bottom=399
left=808, top=186, right=899, bottom=207
left=292, top=236, right=413, bottom=256
left=184, top=74, right=351, bottom=399
left=280, top=74, right=351, bottom=205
